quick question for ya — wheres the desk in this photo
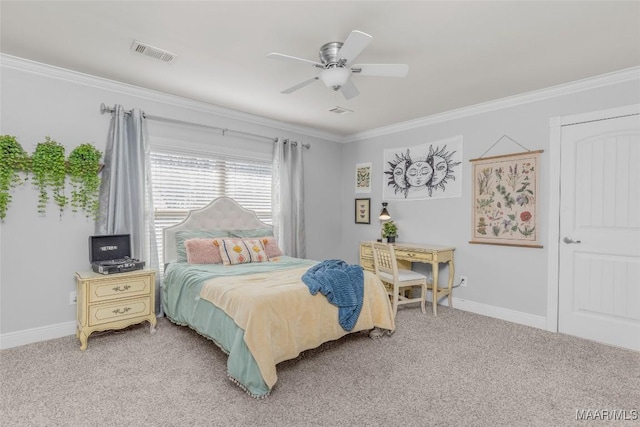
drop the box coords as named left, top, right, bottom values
left=360, top=241, right=455, bottom=315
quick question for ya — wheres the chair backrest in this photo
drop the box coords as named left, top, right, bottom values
left=371, top=242, right=399, bottom=282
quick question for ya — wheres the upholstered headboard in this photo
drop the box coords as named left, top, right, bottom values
left=163, top=196, right=272, bottom=264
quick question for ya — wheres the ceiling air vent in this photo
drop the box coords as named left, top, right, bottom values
left=130, top=40, right=176, bottom=63
left=329, top=106, right=353, bottom=115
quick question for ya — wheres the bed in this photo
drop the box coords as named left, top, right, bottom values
left=162, top=197, right=395, bottom=397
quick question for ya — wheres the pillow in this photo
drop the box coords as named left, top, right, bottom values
left=243, top=239, right=269, bottom=263
left=175, top=230, right=230, bottom=263
left=184, top=238, right=224, bottom=264
left=229, top=229, right=274, bottom=238
left=259, top=236, right=283, bottom=259
left=220, top=238, right=268, bottom=265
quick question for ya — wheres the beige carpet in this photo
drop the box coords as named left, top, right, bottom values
left=1, top=307, right=638, bottom=427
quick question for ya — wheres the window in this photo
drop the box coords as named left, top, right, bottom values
left=150, top=150, right=272, bottom=266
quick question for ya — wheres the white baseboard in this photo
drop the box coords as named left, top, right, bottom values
left=0, top=321, right=77, bottom=350
left=433, top=294, right=547, bottom=330
left=1, top=300, right=546, bottom=350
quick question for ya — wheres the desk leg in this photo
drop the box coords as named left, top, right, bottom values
left=432, top=261, right=439, bottom=316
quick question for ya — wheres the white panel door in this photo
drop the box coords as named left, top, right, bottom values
left=559, top=112, right=640, bottom=351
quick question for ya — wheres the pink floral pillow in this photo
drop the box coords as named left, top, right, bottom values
left=260, top=236, right=283, bottom=259
left=220, top=238, right=268, bottom=265
left=184, top=238, right=224, bottom=264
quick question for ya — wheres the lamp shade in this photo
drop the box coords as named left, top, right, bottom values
left=379, top=202, right=391, bottom=220
left=319, top=67, right=350, bottom=88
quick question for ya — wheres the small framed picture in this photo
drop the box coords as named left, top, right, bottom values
left=355, top=162, right=372, bottom=193
left=355, top=198, right=371, bottom=224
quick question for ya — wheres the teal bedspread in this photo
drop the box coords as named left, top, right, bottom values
left=162, top=257, right=317, bottom=397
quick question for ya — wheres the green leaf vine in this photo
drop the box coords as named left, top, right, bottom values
left=68, top=143, right=102, bottom=219
left=0, top=135, right=30, bottom=221
left=31, top=137, right=68, bottom=216
left=0, top=135, right=103, bottom=221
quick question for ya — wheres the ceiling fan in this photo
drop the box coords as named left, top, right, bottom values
left=267, top=30, right=409, bottom=100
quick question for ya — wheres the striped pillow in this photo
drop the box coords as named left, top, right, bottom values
left=220, top=238, right=268, bottom=265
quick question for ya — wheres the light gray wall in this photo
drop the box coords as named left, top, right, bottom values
left=2, top=54, right=638, bottom=340
left=0, top=58, right=342, bottom=335
left=341, top=78, right=640, bottom=318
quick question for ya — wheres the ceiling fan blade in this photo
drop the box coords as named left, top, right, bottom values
left=340, top=79, right=359, bottom=100
left=337, top=30, right=372, bottom=64
left=281, top=77, right=319, bottom=94
left=267, top=52, right=323, bottom=67
left=351, top=64, right=409, bottom=77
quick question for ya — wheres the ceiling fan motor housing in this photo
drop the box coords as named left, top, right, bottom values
left=319, top=42, right=345, bottom=66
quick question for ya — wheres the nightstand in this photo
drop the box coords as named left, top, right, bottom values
left=75, top=269, right=157, bottom=350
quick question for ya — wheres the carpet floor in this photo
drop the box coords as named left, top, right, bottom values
left=1, top=307, right=639, bottom=427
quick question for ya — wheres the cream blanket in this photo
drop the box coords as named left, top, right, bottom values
left=199, top=266, right=395, bottom=389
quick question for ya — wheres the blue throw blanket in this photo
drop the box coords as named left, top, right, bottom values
left=301, top=259, right=364, bottom=331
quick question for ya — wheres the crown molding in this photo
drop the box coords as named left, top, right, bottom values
left=343, top=66, right=640, bottom=143
left=0, top=54, right=343, bottom=143
left=3, top=54, right=637, bottom=144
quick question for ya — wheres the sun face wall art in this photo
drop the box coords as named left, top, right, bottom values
left=382, top=135, right=463, bottom=200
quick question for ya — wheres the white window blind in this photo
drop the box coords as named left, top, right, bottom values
left=150, top=150, right=272, bottom=266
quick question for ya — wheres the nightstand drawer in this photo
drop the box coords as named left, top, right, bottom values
left=395, top=250, right=433, bottom=262
left=88, top=275, right=152, bottom=303
left=88, top=297, right=152, bottom=327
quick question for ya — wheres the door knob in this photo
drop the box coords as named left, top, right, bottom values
left=563, top=237, right=581, bottom=244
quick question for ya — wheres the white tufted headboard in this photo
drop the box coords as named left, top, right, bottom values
left=163, top=197, right=272, bottom=264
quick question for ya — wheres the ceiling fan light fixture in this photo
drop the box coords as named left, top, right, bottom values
left=319, top=67, right=350, bottom=88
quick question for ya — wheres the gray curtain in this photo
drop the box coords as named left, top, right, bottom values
left=272, top=138, right=306, bottom=258
left=96, top=105, right=160, bottom=313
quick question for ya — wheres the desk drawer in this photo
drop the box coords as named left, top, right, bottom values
left=360, top=258, right=375, bottom=272
left=88, top=275, right=152, bottom=303
left=395, top=250, right=433, bottom=262
left=360, top=244, right=373, bottom=258
left=88, top=297, right=152, bottom=327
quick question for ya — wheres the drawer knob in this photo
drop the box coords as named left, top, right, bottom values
left=112, top=285, right=131, bottom=292
left=112, top=307, right=131, bottom=315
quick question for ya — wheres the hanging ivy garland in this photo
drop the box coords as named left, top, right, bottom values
left=67, top=143, right=102, bottom=219
left=0, top=135, right=30, bottom=221
left=0, top=135, right=102, bottom=220
left=31, top=136, right=68, bottom=215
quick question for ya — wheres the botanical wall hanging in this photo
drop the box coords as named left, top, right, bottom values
left=382, top=135, right=462, bottom=200
left=470, top=149, right=543, bottom=248
left=0, top=135, right=30, bottom=221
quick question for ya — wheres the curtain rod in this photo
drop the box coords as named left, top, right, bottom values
left=99, top=103, right=310, bottom=148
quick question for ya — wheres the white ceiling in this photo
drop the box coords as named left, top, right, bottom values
left=1, top=1, right=639, bottom=138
